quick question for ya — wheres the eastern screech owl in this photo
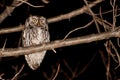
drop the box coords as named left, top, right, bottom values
left=22, top=15, right=50, bottom=70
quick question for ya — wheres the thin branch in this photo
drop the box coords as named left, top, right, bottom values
left=106, top=41, right=118, bottom=63
left=109, top=40, right=120, bottom=69
left=99, top=50, right=107, bottom=69
left=61, top=60, right=72, bottom=80
left=110, top=0, right=117, bottom=30
left=63, top=20, right=94, bottom=39
left=18, top=0, right=44, bottom=8
left=0, top=30, right=120, bottom=57
left=11, top=64, right=25, bottom=80
left=95, top=8, right=120, bottom=16
left=43, top=63, right=60, bottom=80
left=2, top=39, right=7, bottom=51
left=104, top=41, right=112, bottom=80
left=85, top=11, right=113, bottom=31
left=51, top=64, right=60, bottom=80
left=77, top=52, right=96, bottom=75
left=63, top=59, right=73, bottom=73
left=99, top=7, right=107, bottom=31
left=84, top=0, right=100, bottom=33
left=116, top=13, right=120, bottom=17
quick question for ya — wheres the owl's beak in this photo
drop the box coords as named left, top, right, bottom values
left=29, top=25, right=33, bottom=29
left=37, top=22, right=41, bottom=26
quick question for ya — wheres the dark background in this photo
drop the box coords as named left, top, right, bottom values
left=0, top=0, right=120, bottom=80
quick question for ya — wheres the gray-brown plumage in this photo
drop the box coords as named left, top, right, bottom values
left=22, top=15, right=50, bottom=70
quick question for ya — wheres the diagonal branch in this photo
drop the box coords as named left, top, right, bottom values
left=47, top=0, right=103, bottom=23
left=0, top=0, right=28, bottom=24
left=0, top=0, right=103, bottom=35
left=83, top=0, right=100, bottom=33
left=0, top=29, right=120, bottom=57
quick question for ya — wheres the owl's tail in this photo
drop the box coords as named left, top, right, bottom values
left=25, top=51, right=46, bottom=70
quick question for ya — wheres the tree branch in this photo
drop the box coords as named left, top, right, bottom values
left=0, top=0, right=103, bottom=35
left=0, top=24, right=23, bottom=34
left=0, top=29, right=120, bottom=57
left=0, top=0, right=28, bottom=24
left=47, top=0, right=103, bottom=23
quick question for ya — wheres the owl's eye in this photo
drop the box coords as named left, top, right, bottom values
left=40, top=19, right=44, bottom=24
left=40, top=17, right=46, bottom=25
left=29, top=17, right=38, bottom=25
left=32, top=18, right=38, bottom=23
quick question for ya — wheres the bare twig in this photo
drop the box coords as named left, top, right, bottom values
left=106, top=41, right=118, bottom=63
left=63, top=59, right=73, bottom=73
left=116, top=13, right=120, bottom=17
left=99, top=7, right=107, bottom=31
left=0, top=73, right=5, bottom=80
left=110, top=0, right=117, bottom=30
left=77, top=52, right=96, bottom=75
left=104, top=42, right=112, bottom=80
left=51, top=64, right=60, bottom=80
left=43, top=63, right=60, bottom=80
left=11, top=64, right=25, bottom=80
left=2, top=39, right=7, bottom=51
left=84, top=0, right=100, bottom=33
left=109, top=41, right=120, bottom=69
left=18, top=0, right=44, bottom=8
left=0, top=30, right=120, bottom=57
left=62, top=60, right=73, bottom=80
left=63, top=20, right=94, bottom=39
left=85, top=10, right=113, bottom=31
left=0, top=24, right=24, bottom=34
left=95, top=8, right=120, bottom=16
left=99, top=50, right=107, bottom=69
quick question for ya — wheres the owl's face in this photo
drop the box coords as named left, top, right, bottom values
left=25, top=16, right=48, bottom=30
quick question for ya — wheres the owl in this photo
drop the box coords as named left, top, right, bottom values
left=22, top=15, right=50, bottom=70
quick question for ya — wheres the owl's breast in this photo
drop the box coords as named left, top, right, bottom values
left=23, top=27, right=50, bottom=47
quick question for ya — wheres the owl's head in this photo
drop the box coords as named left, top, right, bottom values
left=25, top=16, right=48, bottom=30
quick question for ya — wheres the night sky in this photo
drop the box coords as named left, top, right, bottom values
left=0, top=0, right=120, bottom=80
